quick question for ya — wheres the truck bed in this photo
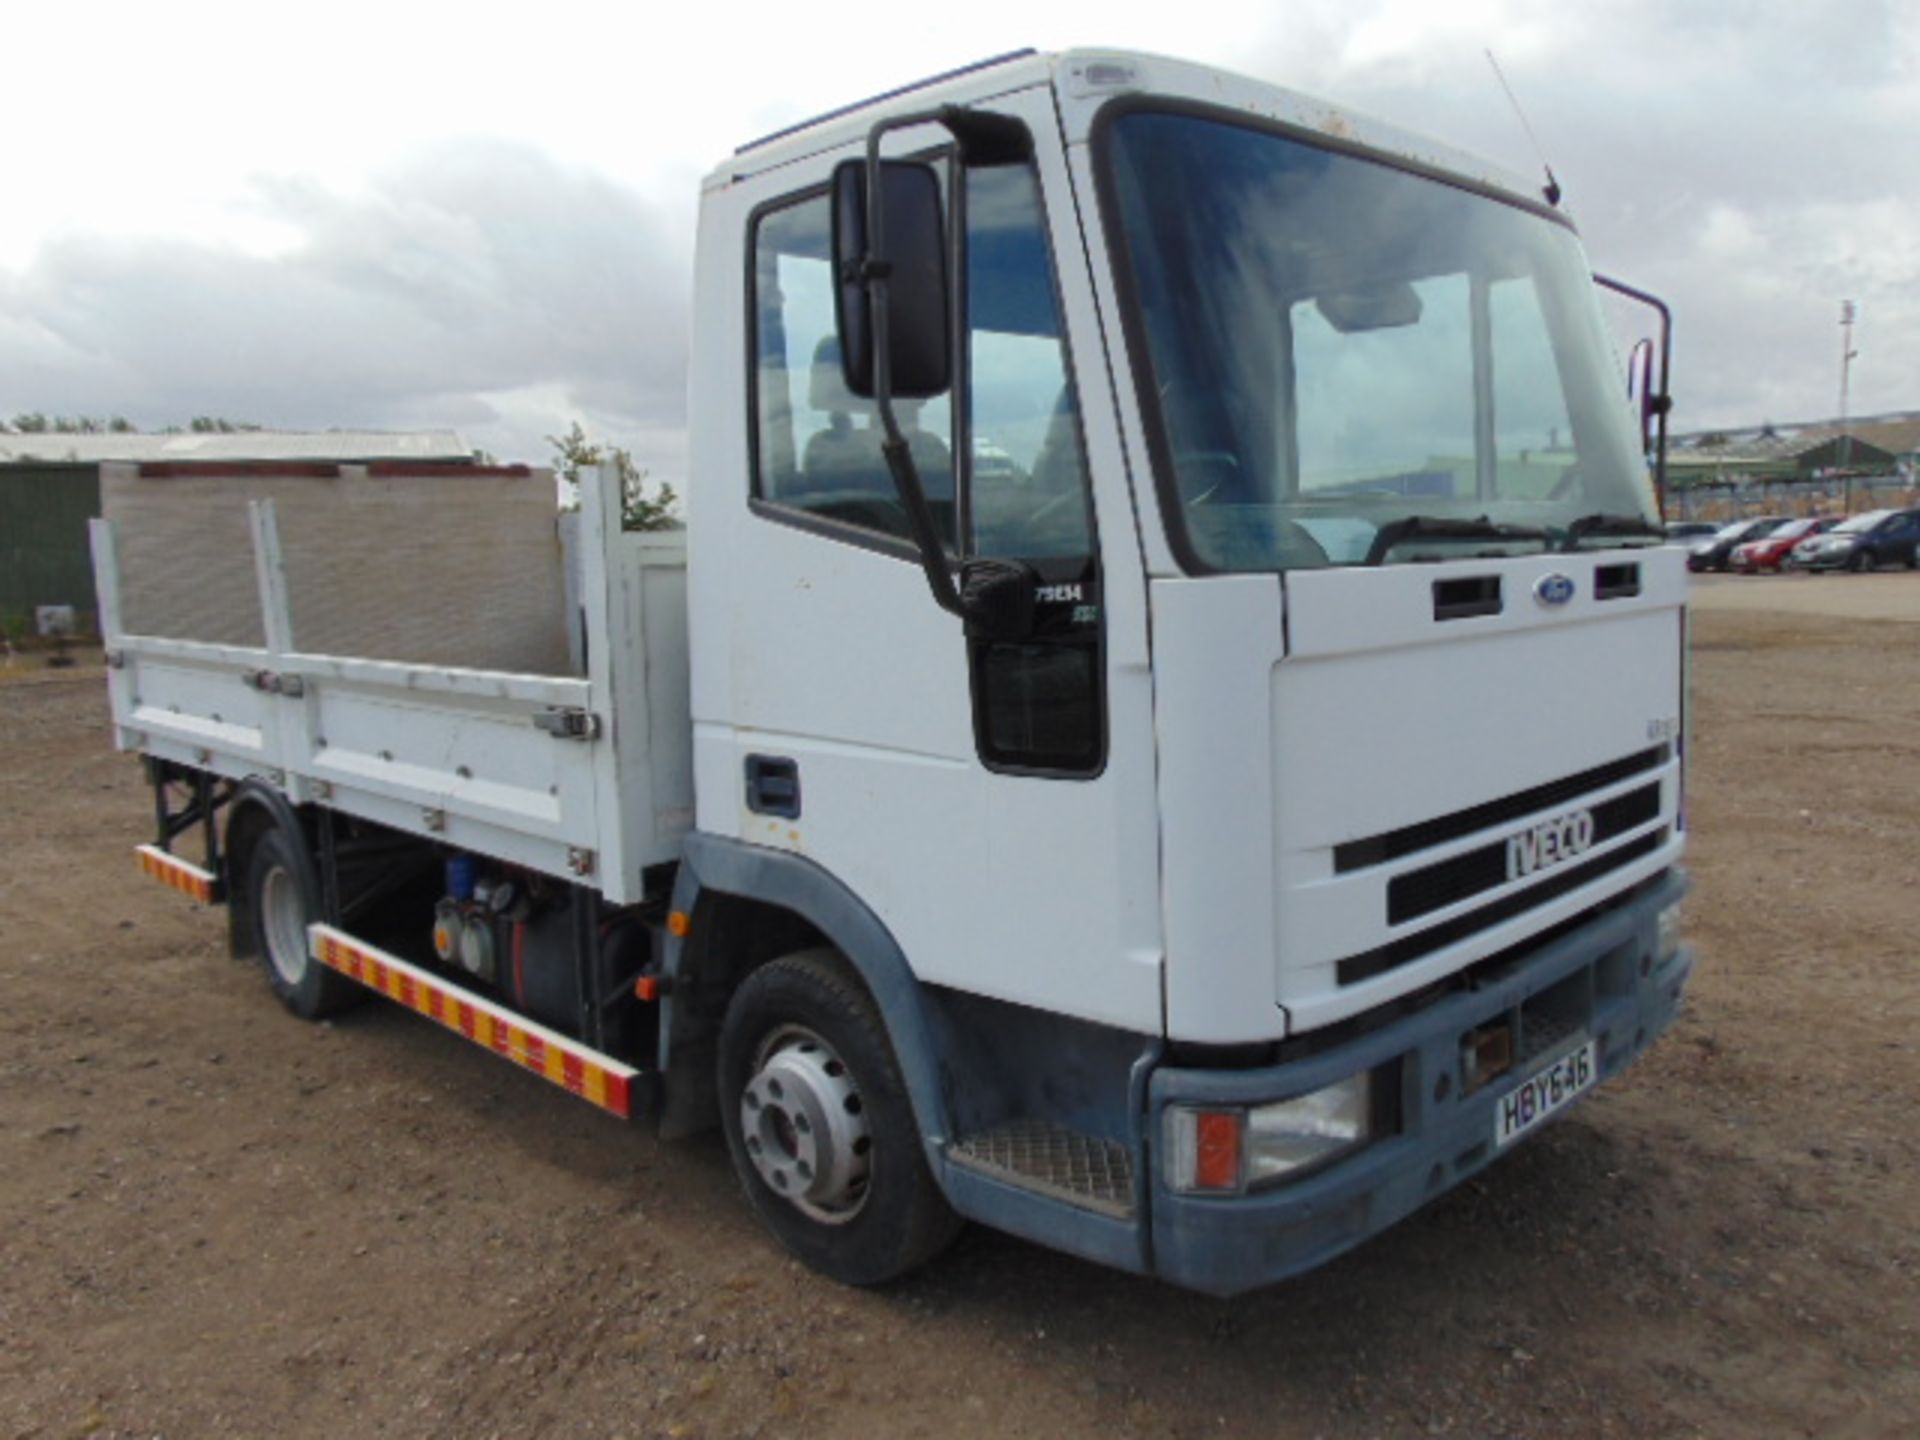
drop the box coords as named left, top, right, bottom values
left=92, top=461, right=691, bottom=904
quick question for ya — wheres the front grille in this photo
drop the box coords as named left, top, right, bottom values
left=1337, top=827, right=1668, bottom=987
left=1386, top=782, right=1663, bottom=925
left=1333, top=744, right=1670, bottom=874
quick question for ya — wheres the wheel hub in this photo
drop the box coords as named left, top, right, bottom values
left=740, top=1027, right=871, bottom=1223
left=260, top=863, right=307, bottom=986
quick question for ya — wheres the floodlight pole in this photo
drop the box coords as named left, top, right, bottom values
left=1838, top=300, right=1858, bottom=509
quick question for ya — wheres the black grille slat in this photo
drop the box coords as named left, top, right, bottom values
left=1433, top=575, right=1501, bottom=621
left=1332, top=744, right=1670, bottom=873
left=1386, top=782, right=1663, bottom=925
left=1337, top=828, right=1669, bottom=987
left=1595, top=563, right=1641, bottom=600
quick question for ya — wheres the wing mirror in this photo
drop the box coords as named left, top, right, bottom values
left=1595, top=275, right=1673, bottom=510
left=831, top=158, right=951, bottom=400
left=1627, top=337, right=1665, bottom=455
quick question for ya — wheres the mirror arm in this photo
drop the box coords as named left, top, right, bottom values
left=882, top=435, right=964, bottom=617
left=1595, top=273, right=1674, bottom=514
left=862, top=112, right=966, bottom=618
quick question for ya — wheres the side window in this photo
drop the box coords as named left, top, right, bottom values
left=964, top=165, right=1093, bottom=561
left=749, top=160, right=1103, bottom=776
left=963, top=164, right=1103, bottom=776
left=751, top=192, right=954, bottom=546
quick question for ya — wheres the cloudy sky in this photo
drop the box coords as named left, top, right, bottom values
left=3, top=1, right=1912, bottom=476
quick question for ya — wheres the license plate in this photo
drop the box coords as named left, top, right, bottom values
left=1494, top=1039, right=1596, bottom=1148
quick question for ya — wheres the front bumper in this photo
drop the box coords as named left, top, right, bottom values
left=1146, top=870, right=1692, bottom=1296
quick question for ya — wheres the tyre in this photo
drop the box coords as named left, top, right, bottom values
left=718, top=948, right=960, bottom=1285
left=1850, top=549, right=1873, bottom=573
left=245, top=827, right=358, bottom=1019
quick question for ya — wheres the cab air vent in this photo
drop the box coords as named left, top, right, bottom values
left=1595, top=563, right=1641, bottom=600
left=1433, top=576, right=1502, bottom=621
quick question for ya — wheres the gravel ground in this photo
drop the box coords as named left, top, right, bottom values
left=1, top=592, right=1916, bottom=1439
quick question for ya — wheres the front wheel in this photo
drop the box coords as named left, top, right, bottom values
left=1850, top=549, right=1874, bottom=573
left=718, top=949, right=960, bottom=1285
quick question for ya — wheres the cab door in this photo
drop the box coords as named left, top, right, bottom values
left=688, top=85, right=1163, bottom=1035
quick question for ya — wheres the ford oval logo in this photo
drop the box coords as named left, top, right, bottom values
left=1534, top=573, right=1576, bottom=607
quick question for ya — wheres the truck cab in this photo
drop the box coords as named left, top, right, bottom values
left=680, top=49, right=1688, bottom=1293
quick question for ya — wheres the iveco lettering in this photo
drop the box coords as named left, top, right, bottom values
left=94, top=49, right=1691, bottom=1295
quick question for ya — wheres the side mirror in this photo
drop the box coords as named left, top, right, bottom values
left=1596, top=273, right=1673, bottom=510
left=832, top=158, right=951, bottom=400
left=1627, top=337, right=1659, bottom=454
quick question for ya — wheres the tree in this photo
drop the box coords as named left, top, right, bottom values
left=547, top=421, right=680, bottom=531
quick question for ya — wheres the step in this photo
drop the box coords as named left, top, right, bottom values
left=949, top=1120, right=1136, bottom=1219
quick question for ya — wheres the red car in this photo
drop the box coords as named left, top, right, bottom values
left=1730, top=517, right=1840, bottom=573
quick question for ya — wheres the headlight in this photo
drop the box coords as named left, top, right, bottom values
left=1656, top=900, right=1683, bottom=964
left=1247, top=1075, right=1372, bottom=1184
left=1164, top=1073, right=1374, bottom=1194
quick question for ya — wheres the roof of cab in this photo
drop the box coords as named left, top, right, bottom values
left=709, top=47, right=1548, bottom=220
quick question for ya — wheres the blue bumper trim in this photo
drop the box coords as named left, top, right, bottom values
left=1147, top=869, right=1692, bottom=1296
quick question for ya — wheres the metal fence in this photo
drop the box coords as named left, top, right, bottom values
left=1666, top=473, right=1920, bottom=523
left=0, top=464, right=101, bottom=633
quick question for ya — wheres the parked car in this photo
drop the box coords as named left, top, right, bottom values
left=1688, top=516, right=1788, bottom=572
left=1730, top=517, right=1840, bottom=573
left=1665, top=520, right=1719, bottom=544
left=1792, top=509, right=1920, bottom=572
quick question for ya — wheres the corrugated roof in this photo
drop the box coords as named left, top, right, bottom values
left=0, top=430, right=472, bottom=465
left=1672, top=419, right=1917, bottom=468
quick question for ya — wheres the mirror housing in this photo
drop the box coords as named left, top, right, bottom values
left=1595, top=274, right=1674, bottom=513
left=1627, top=337, right=1658, bottom=453
left=832, top=158, right=951, bottom=400
left=959, top=559, right=1038, bottom=642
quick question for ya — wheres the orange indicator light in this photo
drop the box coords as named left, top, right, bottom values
left=1195, top=1110, right=1244, bottom=1192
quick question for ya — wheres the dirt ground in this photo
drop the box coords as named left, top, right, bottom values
left=3, top=580, right=1917, bottom=1440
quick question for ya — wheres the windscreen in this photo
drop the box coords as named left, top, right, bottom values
left=1102, top=110, right=1659, bottom=571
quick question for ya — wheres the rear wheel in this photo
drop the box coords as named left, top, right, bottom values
left=718, top=949, right=960, bottom=1285
left=245, top=827, right=357, bottom=1019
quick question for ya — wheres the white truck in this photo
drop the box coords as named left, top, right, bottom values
left=97, top=48, right=1692, bottom=1295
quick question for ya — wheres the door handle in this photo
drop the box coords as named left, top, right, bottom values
left=745, top=754, right=801, bottom=819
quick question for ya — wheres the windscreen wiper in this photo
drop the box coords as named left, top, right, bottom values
left=1561, top=513, right=1665, bottom=551
left=1364, top=515, right=1553, bottom=567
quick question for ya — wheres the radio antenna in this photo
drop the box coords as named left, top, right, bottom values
left=1486, top=48, right=1561, bottom=207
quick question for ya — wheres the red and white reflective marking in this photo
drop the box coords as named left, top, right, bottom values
left=307, top=924, right=637, bottom=1118
left=135, top=843, right=217, bottom=903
